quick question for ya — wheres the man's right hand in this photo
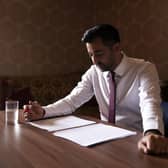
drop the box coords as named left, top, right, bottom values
left=23, top=101, right=45, bottom=121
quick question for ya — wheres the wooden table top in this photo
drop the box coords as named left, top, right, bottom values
left=0, top=110, right=168, bottom=168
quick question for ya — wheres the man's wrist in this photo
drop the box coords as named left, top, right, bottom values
left=144, top=129, right=162, bottom=136
left=42, top=109, right=46, bottom=118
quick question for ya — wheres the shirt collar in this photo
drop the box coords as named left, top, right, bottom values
left=114, top=51, right=129, bottom=77
left=101, top=51, right=129, bottom=78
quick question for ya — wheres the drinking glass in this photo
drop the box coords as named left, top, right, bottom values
left=5, top=100, right=19, bottom=125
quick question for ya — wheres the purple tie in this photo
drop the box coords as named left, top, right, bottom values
left=108, top=72, right=116, bottom=123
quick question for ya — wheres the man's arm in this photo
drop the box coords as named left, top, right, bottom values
left=43, top=68, right=95, bottom=118
left=138, top=63, right=165, bottom=154
left=24, top=67, right=95, bottom=121
left=139, top=63, right=164, bottom=134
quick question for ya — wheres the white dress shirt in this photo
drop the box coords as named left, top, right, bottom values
left=43, top=53, right=164, bottom=133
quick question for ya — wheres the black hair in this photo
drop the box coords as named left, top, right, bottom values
left=81, top=24, right=120, bottom=45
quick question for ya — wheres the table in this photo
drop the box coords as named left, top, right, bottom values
left=0, top=111, right=168, bottom=168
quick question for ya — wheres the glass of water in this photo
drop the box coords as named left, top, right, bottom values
left=5, top=100, right=19, bottom=125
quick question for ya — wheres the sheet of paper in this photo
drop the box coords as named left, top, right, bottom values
left=28, top=115, right=96, bottom=132
left=53, top=123, right=137, bottom=147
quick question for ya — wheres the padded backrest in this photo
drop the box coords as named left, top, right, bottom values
left=161, top=102, right=168, bottom=137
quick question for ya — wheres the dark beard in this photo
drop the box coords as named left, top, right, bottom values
left=97, top=63, right=112, bottom=72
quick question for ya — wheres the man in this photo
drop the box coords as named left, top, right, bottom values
left=25, top=24, right=165, bottom=154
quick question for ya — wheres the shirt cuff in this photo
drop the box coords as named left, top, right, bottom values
left=144, top=129, right=162, bottom=136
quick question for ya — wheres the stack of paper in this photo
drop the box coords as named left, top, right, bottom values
left=28, top=115, right=136, bottom=146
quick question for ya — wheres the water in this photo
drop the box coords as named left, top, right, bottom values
left=5, top=109, right=19, bottom=125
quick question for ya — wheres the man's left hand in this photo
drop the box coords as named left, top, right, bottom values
left=138, top=133, right=168, bottom=155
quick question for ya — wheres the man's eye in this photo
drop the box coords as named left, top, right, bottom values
left=88, top=52, right=104, bottom=58
left=89, top=54, right=93, bottom=58
left=95, top=52, right=103, bottom=57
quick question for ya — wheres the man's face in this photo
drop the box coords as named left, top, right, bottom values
left=86, top=38, right=121, bottom=72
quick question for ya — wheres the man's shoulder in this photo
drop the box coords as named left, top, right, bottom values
left=127, top=56, right=153, bottom=67
left=126, top=56, right=157, bottom=76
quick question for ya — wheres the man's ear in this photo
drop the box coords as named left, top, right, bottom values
left=112, top=43, right=121, bottom=52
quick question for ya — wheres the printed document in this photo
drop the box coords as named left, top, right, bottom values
left=53, top=123, right=136, bottom=146
left=28, top=115, right=95, bottom=132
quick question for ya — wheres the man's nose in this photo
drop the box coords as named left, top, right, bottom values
left=91, top=56, right=99, bottom=64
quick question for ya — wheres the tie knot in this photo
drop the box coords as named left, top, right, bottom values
left=111, top=71, right=115, bottom=81
left=107, top=72, right=115, bottom=83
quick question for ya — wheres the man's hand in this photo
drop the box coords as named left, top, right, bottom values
left=138, top=133, right=168, bottom=155
left=23, top=101, right=45, bottom=121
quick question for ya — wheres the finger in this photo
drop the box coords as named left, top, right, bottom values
left=28, top=112, right=33, bottom=117
left=157, top=137, right=168, bottom=154
left=27, top=114, right=33, bottom=121
left=31, top=101, right=40, bottom=108
left=29, top=100, right=32, bottom=104
left=23, top=112, right=28, bottom=120
left=23, top=105, right=26, bottom=109
left=138, top=142, right=149, bottom=154
left=24, top=116, right=29, bottom=121
left=145, top=135, right=157, bottom=152
left=31, top=101, right=38, bottom=105
left=146, top=135, right=165, bottom=154
left=24, top=112, right=31, bottom=121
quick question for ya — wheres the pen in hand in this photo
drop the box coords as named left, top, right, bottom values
left=23, top=104, right=32, bottom=121
left=23, top=101, right=45, bottom=121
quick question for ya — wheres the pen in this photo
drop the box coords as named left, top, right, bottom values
left=23, top=105, right=32, bottom=113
